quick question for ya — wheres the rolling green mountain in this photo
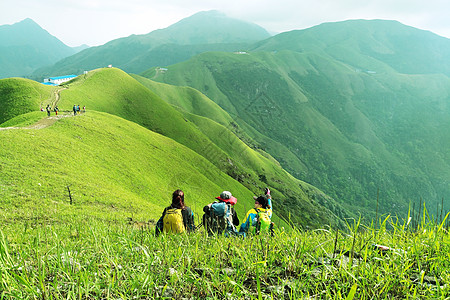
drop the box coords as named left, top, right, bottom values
left=142, top=20, right=450, bottom=217
left=32, top=11, right=270, bottom=79
left=0, top=68, right=344, bottom=228
left=0, top=19, right=81, bottom=79
left=251, top=19, right=450, bottom=76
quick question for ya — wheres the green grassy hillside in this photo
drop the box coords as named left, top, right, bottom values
left=0, top=110, right=261, bottom=224
left=0, top=78, right=54, bottom=124
left=143, top=46, right=450, bottom=218
left=1, top=70, right=343, bottom=228
left=131, top=76, right=235, bottom=126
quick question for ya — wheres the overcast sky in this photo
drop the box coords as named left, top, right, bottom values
left=1, top=0, right=449, bottom=47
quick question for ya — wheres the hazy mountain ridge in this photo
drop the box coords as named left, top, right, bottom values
left=251, top=19, right=450, bottom=76
left=32, top=11, right=270, bottom=79
left=144, top=11, right=270, bottom=44
left=0, top=19, right=83, bottom=79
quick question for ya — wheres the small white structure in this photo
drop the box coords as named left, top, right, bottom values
left=43, top=75, right=77, bottom=86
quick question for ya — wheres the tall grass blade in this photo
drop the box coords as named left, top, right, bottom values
left=345, top=283, right=357, bottom=300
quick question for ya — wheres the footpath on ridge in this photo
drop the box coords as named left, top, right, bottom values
left=0, top=87, right=78, bottom=131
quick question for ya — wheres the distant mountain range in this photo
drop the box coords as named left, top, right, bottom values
left=251, top=19, right=450, bottom=76
left=0, top=18, right=87, bottom=79
left=31, top=11, right=271, bottom=79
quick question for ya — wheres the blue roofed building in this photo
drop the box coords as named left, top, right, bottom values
left=42, top=75, right=77, bottom=86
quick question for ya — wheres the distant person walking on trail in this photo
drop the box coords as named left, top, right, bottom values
left=76, top=105, right=80, bottom=115
left=202, top=191, right=240, bottom=236
left=46, top=105, right=51, bottom=117
left=82, top=105, right=86, bottom=113
left=155, top=189, right=195, bottom=236
left=239, top=188, right=274, bottom=235
left=73, top=104, right=77, bottom=116
left=54, top=106, right=59, bottom=116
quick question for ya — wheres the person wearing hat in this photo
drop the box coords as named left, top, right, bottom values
left=239, top=188, right=273, bottom=234
left=202, top=191, right=240, bottom=234
left=215, top=190, right=238, bottom=206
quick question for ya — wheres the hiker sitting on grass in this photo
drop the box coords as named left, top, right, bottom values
left=203, top=191, right=240, bottom=236
left=239, top=188, right=273, bottom=235
left=155, top=189, right=195, bottom=236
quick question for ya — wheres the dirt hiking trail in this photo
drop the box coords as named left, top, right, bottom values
left=0, top=87, right=80, bottom=131
left=0, top=113, right=78, bottom=131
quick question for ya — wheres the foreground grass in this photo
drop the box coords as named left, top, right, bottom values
left=1, top=216, right=449, bottom=299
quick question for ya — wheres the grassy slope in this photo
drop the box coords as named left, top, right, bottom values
left=1, top=69, right=342, bottom=228
left=132, top=74, right=266, bottom=157
left=140, top=53, right=310, bottom=175
left=143, top=49, right=450, bottom=218
left=131, top=76, right=234, bottom=126
left=58, top=68, right=221, bottom=153
left=0, top=78, right=53, bottom=124
left=0, top=110, right=260, bottom=224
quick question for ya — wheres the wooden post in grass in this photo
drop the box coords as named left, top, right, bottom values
left=417, top=197, right=422, bottom=231
left=332, top=229, right=339, bottom=260
left=67, top=185, right=73, bottom=205
left=375, top=187, right=379, bottom=228
left=350, top=228, right=357, bottom=268
left=436, top=198, right=439, bottom=226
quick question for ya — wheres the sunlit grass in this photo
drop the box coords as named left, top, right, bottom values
left=1, top=213, right=449, bottom=299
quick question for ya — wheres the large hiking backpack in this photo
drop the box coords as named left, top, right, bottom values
left=255, top=209, right=272, bottom=234
left=163, top=208, right=185, bottom=234
left=204, top=202, right=235, bottom=235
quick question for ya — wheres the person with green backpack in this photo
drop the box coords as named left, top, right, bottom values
left=155, top=189, right=195, bottom=236
left=239, top=188, right=274, bottom=235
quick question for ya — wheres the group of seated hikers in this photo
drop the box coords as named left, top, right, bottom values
left=155, top=188, right=274, bottom=237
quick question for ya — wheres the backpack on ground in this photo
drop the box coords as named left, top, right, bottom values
left=255, top=209, right=273, bottom=235
left=203, top=202, right=236, bottom=235
left=163, top=208, right=185, bottom=234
